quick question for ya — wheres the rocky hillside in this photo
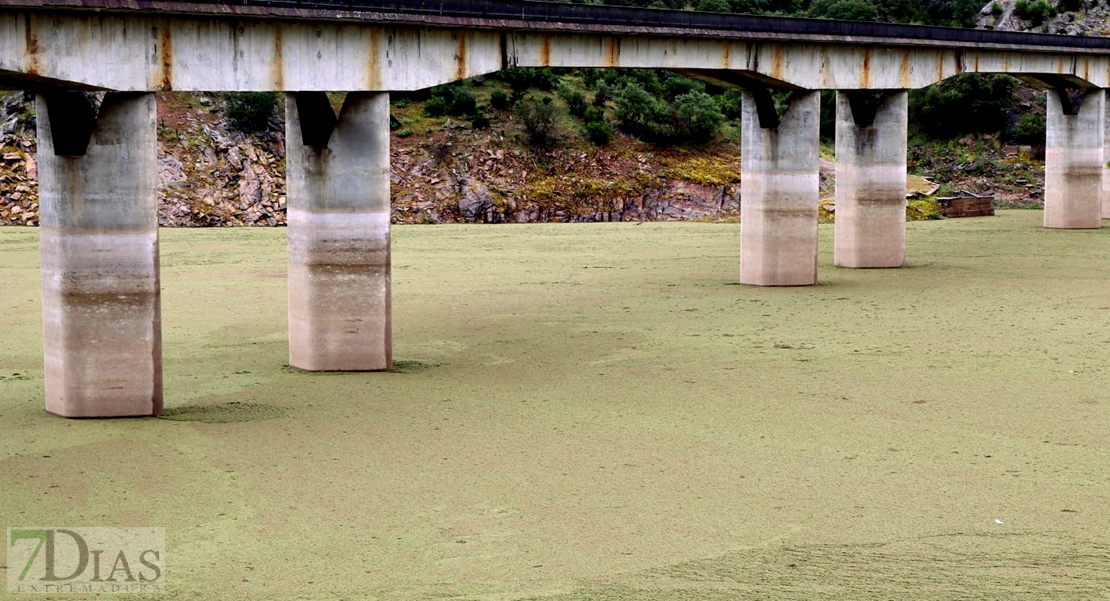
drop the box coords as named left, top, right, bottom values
left=977, top=0, right=1110, bottom=34
left=0, top=90, right=747, bottom=227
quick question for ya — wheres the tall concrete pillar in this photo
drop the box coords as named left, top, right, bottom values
left=740, top=89, right=820, bottom=286
left=285, top=92, right=392, bottom=371
left=1102, top=93, right=1110, bottom=220
left=1045, top=88, right=1104, bottom=229
left=834, top=90, right=908, bottom=268
left=36, top=92, right=162, bottom=417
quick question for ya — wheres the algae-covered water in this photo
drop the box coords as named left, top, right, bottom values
left=2, top=210, right=1109, bottom=600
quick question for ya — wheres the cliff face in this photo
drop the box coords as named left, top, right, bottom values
left=976, top=0, right=1110, bottom=34
left=0, top=91, right=747, bottom=227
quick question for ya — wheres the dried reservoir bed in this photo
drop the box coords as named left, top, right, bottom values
left=1, top=210, right=1108, bottom=600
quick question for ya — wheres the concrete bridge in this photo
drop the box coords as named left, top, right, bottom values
left=2, top=0, right=1108, bottom=417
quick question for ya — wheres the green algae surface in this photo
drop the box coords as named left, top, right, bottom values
left=2, top=210, right=1109, bottom=600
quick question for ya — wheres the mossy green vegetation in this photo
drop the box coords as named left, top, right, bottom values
left=2, top=212, right=1109, bottom=600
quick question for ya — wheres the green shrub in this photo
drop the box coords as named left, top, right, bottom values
left=471, top=111, right=492, bottom=130
left=663, top=91, right=725, bottom=143
left=593, top=82, right=612, bottom=108
left=499, top=68, right=559, bottom=99
left=224, top=92, right=278, bottom=132
left=424, top=85, right=478, bottom=117
left=515, top=96, right=560, bottom=150
left=1014, top=113, right=1046, bottom=143
left=424, top=96, right=448, bottom=117
left=490, top=90, right=510, bottom=110
left=813, top=0, right=880, bottom=20
left=716, top=89, right=744, bottom=121
left=583, top=106, right=605, bottom=124
left=990, top=1, right=1003, bottom=15
left=445, top=87, right=478, bottom=116
left=909, top=73, right=1017, bottom=139
left=1014, top=0, right=1055, bottom=24
left=695, top=0, right=732, bottom=11
left=614, top=82, right=662, bottom=138
left=662, top=74, right=704, bottom=99
left=585, top=120, right=613, bottom=145
left=558, top=85, right=588, bottom=118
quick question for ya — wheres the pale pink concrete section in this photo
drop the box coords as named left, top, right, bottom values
left=285, top=91, right=392, bottom=371
left=1045, top=90, right=1104, bottom=230
left=36, top=92, right=162, bottom=418
left=740, top=90, right=820, bottom=286
left=834, top=91, right=908, bottom=268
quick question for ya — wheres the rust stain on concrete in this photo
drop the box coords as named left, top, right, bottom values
left=770, top=45, right=783, bottom=81
left=722, top=42, right=730, bottom=69
left=367, top=29, right=382, bottom=90
left=860, top=48, right=870, bottom=88
left=899, top=50, right=910, bottom=88
left=605, top=37, right=619, bottom=67
left=455, top=33, right=467, bottom=80
left=539, top=35, right=550, bottom=67
left=159, top=24, right=173, bottom=90
left=24, top=15, right=39, bottom=75
left=273, top=26, right=284, bottom=91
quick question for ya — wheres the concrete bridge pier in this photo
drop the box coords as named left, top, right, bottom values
left=1045, top=88, right=1104, bottom=229
left=834, top=90, right=908, bottom=268
left=740, top=89, right=821, bottom=286
left=36, top=92, right=162, bottom=417
left=1102, top=95, right=1110, bottom=220
left=285, top=92, right=392, bottom=371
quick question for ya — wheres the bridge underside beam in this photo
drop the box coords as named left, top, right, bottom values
left=740, top=90, right=820, bottom=286
left=37, top=91, right=162, bottom=418
left=285, top=92, right=392, bottom=371
left=1045, top=89, right=1105, bottom=229
left=5, top=9, right=1110, bottom=91
left=834, top=90, right=908, bottom=269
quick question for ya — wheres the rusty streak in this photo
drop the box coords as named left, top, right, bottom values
left=899, top=50, right=910, bottom=88
left=539, top=34, right=550, bottom=67
left=860, top=47, right=870, bottom=88
left=722, top=42, right=730, bottom=69
left=367, top=29, right=381, bottom=89
left=455, top=33, right=467, bottom=80
left=273, top=25, right=284, bottom=90
left=159, top=22, right=172, bottom=90
left=605, top=37, right=619, bottom=67
left=24, top=14, right=39, bottom=75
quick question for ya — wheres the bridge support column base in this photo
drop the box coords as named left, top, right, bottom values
left=37, top=92, right=162, bottom=418
left=286, top=92, right=392, bottom=371
left=834, top=90, right=907, bottom=268
left=1046, top=89, right=1104, bottom=229
left=740, top=90, right=820, bottom=286
left=1102, top=95, right=1110, bottom=220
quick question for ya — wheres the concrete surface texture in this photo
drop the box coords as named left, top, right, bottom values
left=1044, top=89, right=1104, bottom=229
left=740, top=90, right=820, bottom=286
left=2, top=212, right=1109, bottom=600
left=6, top=7, right=1110, bottom=92
left=834, top=90, right=908, bottom=268
left=285, top=92, right=393, bottom=371
left=35, top=91, right=162, bottom=418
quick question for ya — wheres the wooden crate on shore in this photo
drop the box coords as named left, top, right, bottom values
left=936, top=192, right=994, bottom=218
